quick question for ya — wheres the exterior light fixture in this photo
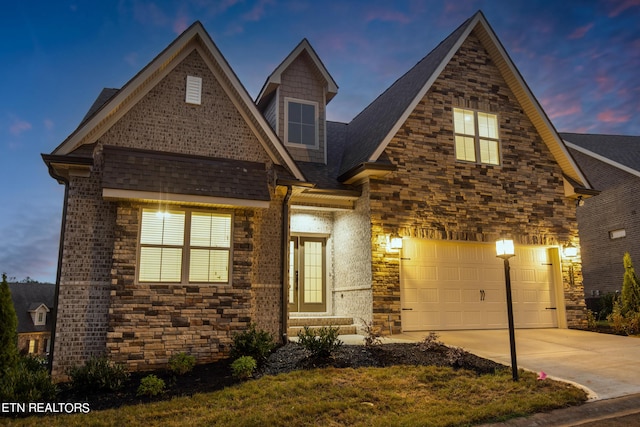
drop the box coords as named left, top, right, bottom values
left=563, top=242, right=578, bottom=259
left=563, top=242, right=578, bottom=286
left=496, top=238, right=518, bottom=381
left=390, top=236, right=403, bottom=250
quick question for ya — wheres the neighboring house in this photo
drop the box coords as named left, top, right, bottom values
left=43, top=11, right=595, bottom=379
left=562, top=133, right=640, bottom=307
left=8, top=283, right=55, bottom=356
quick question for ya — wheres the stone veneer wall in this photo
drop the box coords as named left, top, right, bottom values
left=278, top=51, right=327, bottom=163
left=368, top=31, right=586, bottom=334
left=333, top=183, right=373, bottom=329
left=107, top=202, right=265, bottom=371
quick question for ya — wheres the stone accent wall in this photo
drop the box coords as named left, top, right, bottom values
left=573, top=150, right=640, bottom=298
left=278, top=51, right=326, bottom=163
left=368, top=32, right=585, bottom=333
left=333, top=183, right=373, bottom=328
left=106, top=202, right=262, bottom=371
left=51, top=168, right=115, bottom=379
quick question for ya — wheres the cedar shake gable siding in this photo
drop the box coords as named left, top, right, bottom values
left=368, top=31, right=585, bottom=333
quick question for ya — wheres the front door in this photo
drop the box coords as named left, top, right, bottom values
left=289, top=236, right=326, bottom=312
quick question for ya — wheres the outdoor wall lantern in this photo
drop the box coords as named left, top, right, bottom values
left=385, top=234, right=403, bottom=252
left=563, top=243, right=578, bottom=286
left=496, top=238, right=518, bottom=381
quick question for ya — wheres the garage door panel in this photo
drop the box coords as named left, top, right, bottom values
left=401, top=239, right=559, bottom=331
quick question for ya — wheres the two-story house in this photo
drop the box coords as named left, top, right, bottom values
left=43, top=11, right=594, bottom=378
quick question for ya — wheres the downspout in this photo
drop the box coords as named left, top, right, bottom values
left=280, top=185, right=293, bottom=343
left=43, top=161, right=69, bottom=376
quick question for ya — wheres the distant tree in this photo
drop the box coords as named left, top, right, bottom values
left=0, top=272, right=19, bottom=373
left=19, top=277, right=41, bottom=284
left=621, top=253, right=640, bottom=315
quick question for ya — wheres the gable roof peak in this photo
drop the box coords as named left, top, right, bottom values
left=256, top=37, right=338, bottom=108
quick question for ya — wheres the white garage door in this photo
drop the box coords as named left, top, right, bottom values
left=401, top=239, right=559, bottom=331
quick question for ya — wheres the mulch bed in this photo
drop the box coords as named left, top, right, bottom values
left=54, top=341, right=504, bottom=412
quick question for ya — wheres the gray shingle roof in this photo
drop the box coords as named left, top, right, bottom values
left=80, top=88, right=119, bottom=125
left=102, top=145, right=271, bottom=202
left=338, top=13, right=477, bottom=176
left=560, top=133, right=640, bottom=173
left=8, top=283, right=55, bottom=334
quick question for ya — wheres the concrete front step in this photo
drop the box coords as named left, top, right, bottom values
left=288, top=317, right=356, bottom=337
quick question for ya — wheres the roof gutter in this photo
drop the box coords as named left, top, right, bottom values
left=280, top=185, right=293, bottom=343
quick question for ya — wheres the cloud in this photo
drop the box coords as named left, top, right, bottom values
left=172, top=11, right=190, bottom=34
left=9, top=117, right=32, bottom=136
left=242, top=0, right=275, bottom=22
left=596, top=109, right=631, bottom=123
left=43, top=119, right=54, bottom=131
left=364, top=8, right=412, bottom=24
left=608, top=0, right=640, bottom=17
left=568, top=23, right=594, bottom=39
left=540, top=93, right=582, bottom=120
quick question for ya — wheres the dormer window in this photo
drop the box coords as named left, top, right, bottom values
left=29, top=304, right=49, bottom=326
left=453, top=108, right=500, bottom=165
left=285, top=98, right=318, bottom=148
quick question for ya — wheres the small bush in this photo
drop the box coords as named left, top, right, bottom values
left=137, top=374, right=165, bottom=397
left=67, top=355, right=129, bottom=392
left=361, top=319, right=382, bottom=346
left=586, top=310, right=597, bottom=331
left=446, top=346, right=467, bottom=367
left=231, top=356, right=257, bottom=380
left=168, top=352, right=196, bottom=375
left=296, top=325, right=343, bottom=359
left=418, top=331, right=442, bottom=351
left=0, top=355, right=57, bottom=402
left=231, top=323, right=276, bottom=364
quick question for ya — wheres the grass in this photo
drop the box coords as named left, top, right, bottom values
left=5, top=366, right=586, bottom=427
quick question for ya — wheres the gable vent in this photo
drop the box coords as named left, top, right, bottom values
left=185, top=75, right=202, bottom=105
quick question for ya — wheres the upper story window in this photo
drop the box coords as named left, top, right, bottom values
left=453, top=108, right=500, bottom=165
left=138, top=208, right=232, bottom=284
left=285, top=98, right=318, bottom=148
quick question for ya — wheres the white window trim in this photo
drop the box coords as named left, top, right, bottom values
left=453, top=107, right=501, bottom=166
left=284, top=97, right=319, bottom=149
left=136, top=207, right=234, bottom=285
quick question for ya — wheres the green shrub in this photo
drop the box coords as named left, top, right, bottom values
left=137, top=374, right=165, bottom=397
left=0, top=273, right=19, bottom=375
left=622, top=252, right=640, bottom=315
left=67, top=355, right=129, bottom=392
left=231, top=323, right=276, bottom=364
left=168, top=352, right=196, bottom=375
left=418, top=331, right=442, bottom=351
left=231, top=356, right=257, bottom=380
left=0, top=355, right=57, bottom=402
left=296, top=325, right=343, bottom=359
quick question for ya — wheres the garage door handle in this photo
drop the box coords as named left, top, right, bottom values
left=545, top=307, right=557, bottom=310
left=402, top=308, right=413, bottom=311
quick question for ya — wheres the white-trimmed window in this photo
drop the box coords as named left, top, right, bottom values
left=285, top=98, right=318, bottom=148
left=453, top=108, right=500, bottom=165
left=138, top=208, right=232, bottom=284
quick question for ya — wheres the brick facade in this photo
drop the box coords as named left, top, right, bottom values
left=572, top=150, right=640, bottom=298
left=51, top=47, right=286, bottom=378
left=368, top=32, right=585, bottom=333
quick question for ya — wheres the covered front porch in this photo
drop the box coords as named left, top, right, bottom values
left=286, top=184, right=372, bottom=335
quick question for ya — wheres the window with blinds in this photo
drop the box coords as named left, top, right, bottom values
left=453, top=108, right=500, bottom=165
left=138, top=208, right=232, bottom=284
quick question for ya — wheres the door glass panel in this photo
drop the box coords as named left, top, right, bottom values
left=289, top=240, right=295, bottom=303
left=303, top=240, right=323, bottom=303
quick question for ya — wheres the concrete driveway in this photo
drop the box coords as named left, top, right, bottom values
left=396, top=328, right=640, bottom=400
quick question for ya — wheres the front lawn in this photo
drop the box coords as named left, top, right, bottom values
left=5, top=366, right=586, bottom=427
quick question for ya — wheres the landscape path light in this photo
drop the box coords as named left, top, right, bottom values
left=496, top=238, right=518, bottom=381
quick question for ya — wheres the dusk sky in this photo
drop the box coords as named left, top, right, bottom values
left=1, top=0, right=639, bottom=283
